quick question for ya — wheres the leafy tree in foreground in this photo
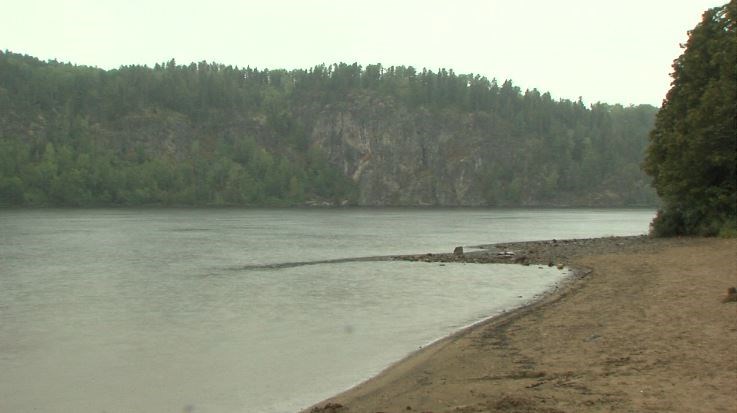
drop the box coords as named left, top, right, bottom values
left=644, top=1, right=737, bottom=236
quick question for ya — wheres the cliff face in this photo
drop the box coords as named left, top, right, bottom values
left=308, top=97, right=490, bottom=206
left=108, top=101, right=507, bottom=206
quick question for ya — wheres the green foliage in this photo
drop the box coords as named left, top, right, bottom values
left=0, top=51, right=362, bottom=206
left=0, top=49, right=657, bottom=207
left=718, top=218, right=737, bottom=238
left=644, top=1, right=737, bottom=236
left=0, top=176, right=24, bottom=205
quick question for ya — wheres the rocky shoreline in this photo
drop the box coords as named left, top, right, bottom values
left=393, top=234, right=657, bottom=267
left=234, top=235, right=668, bottom=272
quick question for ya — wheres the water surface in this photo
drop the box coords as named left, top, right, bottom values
left=0, top=208, right=653, bottom=412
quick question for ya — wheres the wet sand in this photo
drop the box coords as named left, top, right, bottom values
left=307, top=236, right=737, bottom=412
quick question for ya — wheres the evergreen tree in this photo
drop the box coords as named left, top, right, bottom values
left=644, top=1, right=737, bottom=236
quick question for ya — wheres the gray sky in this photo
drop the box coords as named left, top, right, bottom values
left=2, top=0, right=724, bottom=106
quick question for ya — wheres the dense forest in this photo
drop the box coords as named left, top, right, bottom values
left=644, top=1, right=736, bottom=236
left=0, top=50, right=658, bottom=207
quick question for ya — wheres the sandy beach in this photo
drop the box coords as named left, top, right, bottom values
left=307, top=236, right=737, bottom=412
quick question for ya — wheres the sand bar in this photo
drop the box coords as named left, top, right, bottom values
left=307, top=236, right=737, bottom=413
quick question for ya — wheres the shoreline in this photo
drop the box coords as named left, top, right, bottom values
left=300, top=236, right=604, bottom=413
left=305, top=235, right=737, bottom=413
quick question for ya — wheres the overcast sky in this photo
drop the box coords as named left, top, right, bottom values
left=2, top=0, right=724, bottom=106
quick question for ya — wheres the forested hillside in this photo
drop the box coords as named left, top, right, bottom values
left=0, top=51, right=658, bottom=206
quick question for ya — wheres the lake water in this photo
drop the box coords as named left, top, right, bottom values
left=0, top=208, right=654, bottom=413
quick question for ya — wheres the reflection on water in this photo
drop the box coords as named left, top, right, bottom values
left=0, top=208, right=653, bottom=412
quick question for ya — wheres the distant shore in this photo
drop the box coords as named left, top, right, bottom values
left=307, top=235, right=737, bottom=413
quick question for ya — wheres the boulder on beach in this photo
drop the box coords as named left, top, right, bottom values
left=722, top=287, right=737, bottom=303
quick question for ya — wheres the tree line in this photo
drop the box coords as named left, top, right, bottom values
left=0, top=50, right=658, bottom=207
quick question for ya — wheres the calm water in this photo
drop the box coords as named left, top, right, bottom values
left=0, top=208, right=654, bottom=413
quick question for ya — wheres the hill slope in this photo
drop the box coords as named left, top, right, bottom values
left=0, top=51, right=658, bottom=206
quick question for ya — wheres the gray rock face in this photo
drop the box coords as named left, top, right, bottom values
left=308, top=97, right=488, bottom=206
